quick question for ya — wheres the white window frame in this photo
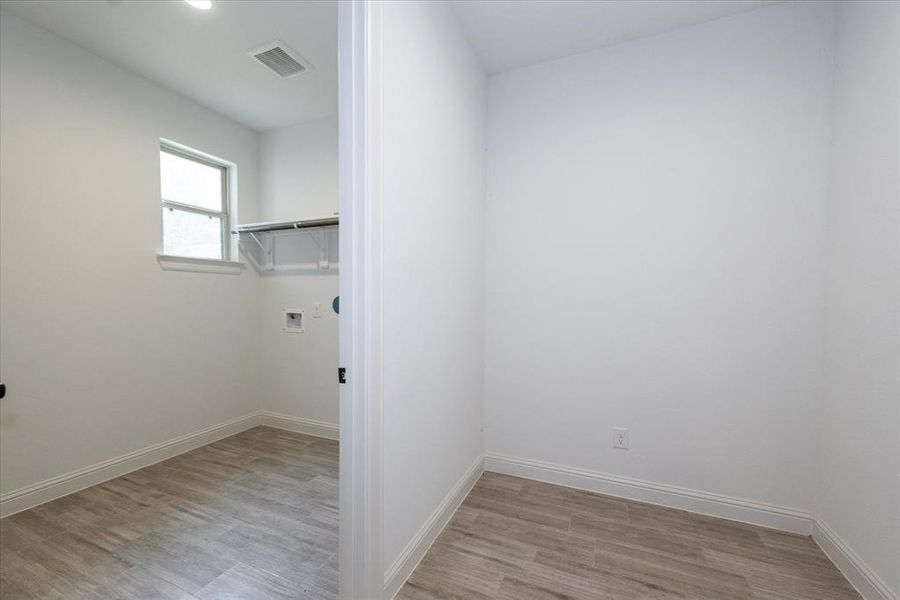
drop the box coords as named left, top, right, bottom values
left=160, top=141, right=231, bottom=261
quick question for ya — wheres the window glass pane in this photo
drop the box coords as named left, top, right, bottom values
left=162, top=207, right=223, bottom=259
left=160, top=150, right=223, bottom=211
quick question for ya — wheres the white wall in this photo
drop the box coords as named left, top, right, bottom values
left=0, top=13, right=260, bottom=494
left=259, top=115, right=339, bottom=222
left=257, top=117, right=339, bottom=426
left=818, top=1, right=900, bottom=595
left=255, top=237, right=339, bottom=427
left=484, top=1, right=834, bottom=512
left=381, top=0, right=487, bottom=576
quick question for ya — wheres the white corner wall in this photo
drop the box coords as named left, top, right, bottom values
left=380, top=0, right=487, bottom=587
left=260, top=115, right=339, bottom=222
left=257, top=117, right=339, bottom=429
left=484, top=0, right=834, bottom=516
left=818, top=1, right=900, bottom=597
left=0, top=13, right=261, bottom=496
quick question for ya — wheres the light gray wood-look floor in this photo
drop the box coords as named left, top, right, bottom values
left=398, top=472, right=861, bottom=600
left=0, top=426, right=338, bottom=599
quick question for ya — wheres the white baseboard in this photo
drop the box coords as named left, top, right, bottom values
left=258, top=411, right=340, bottom=441
left=384, top=455, right=484, bottom=600
left=0, top=410, right=338, bottom=518
left=813, top=518, right=897, bottom=600
left=484, top=453, right=814, bottom=535
left=0, top=413, right=261, bottom=518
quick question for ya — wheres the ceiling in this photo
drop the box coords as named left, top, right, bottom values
left=0, top=0, right=337, bottom=131
left=450, top=0, right=781, bottom=74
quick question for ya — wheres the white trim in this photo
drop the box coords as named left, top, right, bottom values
left=813, top=518, right=897, bottom=600
left=338, top=1, right=384, bottom=598
left=259, top=411, right=339, bottom=441
left=0, top=413, right=260, bottom=518
left=384, top=456, right=484, bottom=600
left=159, top=137, right=234, bottom=168
left=484, top=453, right=814, bottom=535
left=157, top=254, right=245, bottom=274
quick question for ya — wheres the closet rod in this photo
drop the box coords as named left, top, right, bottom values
left=232, top=215, right=339, bottom=234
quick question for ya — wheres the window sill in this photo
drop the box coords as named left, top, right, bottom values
left=157, top=254, right=245, bottom=275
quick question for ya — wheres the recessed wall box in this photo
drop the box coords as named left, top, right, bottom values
left=284, top=309, right=305, bottom=333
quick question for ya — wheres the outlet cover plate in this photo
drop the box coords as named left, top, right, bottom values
left=613, top=426, right=629, bottom=450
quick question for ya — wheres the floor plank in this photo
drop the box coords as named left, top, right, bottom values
left=397, top=472, right=862, bottom=600
left=0, top=426, right=338, bottom=599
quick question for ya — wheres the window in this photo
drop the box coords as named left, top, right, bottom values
left=160, top=143, right=229, bottom=260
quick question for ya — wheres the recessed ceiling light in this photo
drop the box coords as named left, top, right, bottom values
left=184, top=0, right=213, bottom=10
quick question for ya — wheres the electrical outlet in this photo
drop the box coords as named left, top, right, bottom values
left=313, top=302, right=322, bottom=318
left=613, top=426, right=629, bottom=450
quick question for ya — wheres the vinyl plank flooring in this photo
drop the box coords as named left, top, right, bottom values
left=590, top=542, right=753, bottom=599
left=195, top=563, right=302, bottom=600
left=210, top=522, right=332, bottom=586
left=0, top=426, right=338, bottom=599
left=571, top=511, right=706, bottom=564
left=436, top=521, right=539, bottom=563
left=471, top=510, right=597, bottom=566
left=114, top=528, right=236, bottom=593
left=303, top=551, right=340, bottom=599
left=402, top=545, right=507, bottom=600
left=0, top=544, right=70, bottom=600
left=13, top=531, right=134, bottom=598
left=397, top=472, right=862, bottom=600
left=506, top=551, right=646, bottom=599
left=0, top=510, right=70, bottom=553
left=94, top=565, right=199, bottom=600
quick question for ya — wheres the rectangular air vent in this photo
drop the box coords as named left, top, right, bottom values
left=249, top=41, right=312, bottom=78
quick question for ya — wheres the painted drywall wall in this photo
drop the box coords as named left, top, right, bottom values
left=259, top=115, right=339, bottom=222
left=484, top=1, right=834, bottom=512
left=255, top=117, right=339, bottom=427
left=381, top=0, right=487, bottom=575
left=818, top=1, right=900, bottom=595
left=255, top=251, right=338, bottom=427
left=0, top=12, right=261, bottom=495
